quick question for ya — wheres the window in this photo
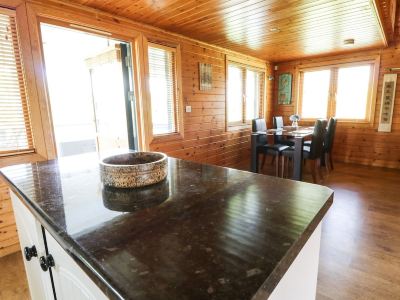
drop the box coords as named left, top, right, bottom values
left=336, top=65, right=371, bottom=119
left=300, top=70, right=331, bottom=119
left=0, top=9, right=34, bottom=156
left=148, top=43, right=178, bottom=135
left=299, top=61, right=375, bottom=121
left=227, top=62, right=264, bottom=125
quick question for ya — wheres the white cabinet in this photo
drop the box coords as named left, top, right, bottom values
left=45, top=230, right=108, bottom=300
left=11, top=191, right=108, bottom=300
left=11, top=192, right=54, bottom=300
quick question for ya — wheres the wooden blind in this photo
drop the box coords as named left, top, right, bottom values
left=148, top=43, right=177, bottom=135
left=0, top=9, right=34, bottom=156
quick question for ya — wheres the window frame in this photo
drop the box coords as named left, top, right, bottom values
left=144, top=39, right=183, bottom=144
left=297, top=56, right=380, bottom=125
left=225, top=56, right=266, bottom=131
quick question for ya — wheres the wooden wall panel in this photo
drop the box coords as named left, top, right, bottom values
left=0, top=0, right=271, bottom=256
left=150, top=43, right=273, bottom=168
left=273, top=39, right=400, bottom=169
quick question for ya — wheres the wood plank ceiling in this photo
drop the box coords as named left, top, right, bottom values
left=67, top=0, right=387, bottom=62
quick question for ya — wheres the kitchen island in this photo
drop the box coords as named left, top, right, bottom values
left=0, top=154, right=333, bottom=300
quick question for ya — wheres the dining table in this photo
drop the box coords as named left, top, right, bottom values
left=250, top=126, right=314, bottom=181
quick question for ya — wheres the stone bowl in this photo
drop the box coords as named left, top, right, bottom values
left=100, top=152, right=168, bottom=188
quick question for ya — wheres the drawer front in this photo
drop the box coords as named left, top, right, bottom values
left=0, top=211, right=16, bottom=229
left=0, top=224, right=17, bottom=242
left=0, top=184, right=18, bottom=257
left=0, top=197, right=13, bottom=215
left=0, top=242, right=20, bottom=257
left=0, top=183, right=10, bottom=201
left=0, top=225, right=19, bottom=257
left=0, top=196, right=19, bottom=257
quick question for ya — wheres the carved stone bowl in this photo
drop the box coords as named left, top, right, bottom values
left=100, top=152, right=168, bottom=188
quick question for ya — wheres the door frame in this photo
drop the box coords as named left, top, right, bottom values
left=24, top=1, right=147, bottom=158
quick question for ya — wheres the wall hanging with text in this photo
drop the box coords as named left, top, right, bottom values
left=378, top=74, right=397, bottom=132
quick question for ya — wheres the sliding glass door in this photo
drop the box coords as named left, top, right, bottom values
left=40, top=23, right=137, bottom=157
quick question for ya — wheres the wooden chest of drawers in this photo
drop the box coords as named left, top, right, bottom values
left=0, top=180, right=19, bottom=257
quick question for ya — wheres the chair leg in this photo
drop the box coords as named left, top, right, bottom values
left=289, top=157, right=293, bottom=176
left=329, top=152, right=334, bottom=170
left=310, top=160, right=318, bottom=183
left=325, top=152, right=330, bottom=173
left=261, top=154, right=267, bottom=169
left=285, top=157, right=290, bottom=178
left=317, top=158, right=324, bottom=181
left=271, top=155, right=276, bottom=165
left=281, top=156, right=285, bottom=178
left=275, top=154, right=279, bottom=177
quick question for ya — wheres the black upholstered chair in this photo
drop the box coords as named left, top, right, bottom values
left=252, top=118, right=267, bottom=133
left=303, top=117, right=337, bottom=172
left=273, top=116, right=284, bottom=129
left=252, top=118, right=289, bottom=176
left=273, top=116, right=295, bottom=146
left=280, top=119, right=326, bottom=183
left=323, top=117, right=337, bottom=172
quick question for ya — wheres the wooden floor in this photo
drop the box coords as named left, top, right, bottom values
left=251, top=160, right=400, bottom=299
left=1, top=161, right=399, bottom=299
left=315, top=163, right=400, bottom=299
left=0, top=252, right=30, bottom=299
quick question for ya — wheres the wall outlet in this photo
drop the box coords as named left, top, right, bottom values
left=185, top=105, right=192, bottom=113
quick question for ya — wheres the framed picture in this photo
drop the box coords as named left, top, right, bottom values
left=278, top=73, right=292, bottom=104
left=199, top=62, right=212, bottom=90
left=378, top=73, right=397, bottom=132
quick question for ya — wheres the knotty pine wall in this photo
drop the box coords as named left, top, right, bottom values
left=150, top=43, right=274, bottom=168
left=273, top=39, right=400, bottom=169
left=0, top=0, right=273, bottom=256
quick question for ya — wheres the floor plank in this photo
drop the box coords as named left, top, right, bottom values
left=248, top=160, right=400, bottom=299
left=0, top=251, right=30, bottom=300
left=316, top=163, right=400, bottom=300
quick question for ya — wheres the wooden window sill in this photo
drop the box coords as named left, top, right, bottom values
left=227, top=123, right=252, bottom=131
left=0, top=152, right=46, bottom=168
left=150, top=132, right=184, bottom=144
left=300, top=118, right=374, bottom=128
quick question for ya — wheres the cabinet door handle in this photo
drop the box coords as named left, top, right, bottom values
left=39, top=254, right=55, bottom=272
left=24, top=245, right=37, bottom=261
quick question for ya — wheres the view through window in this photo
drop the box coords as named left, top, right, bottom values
left=148, top=43, right=178, bottom=135
left=299, top=63, right=374, bottom=121
left=227, top=63, right=264, bottom=125
left=41, top=23, right=137, bottom=157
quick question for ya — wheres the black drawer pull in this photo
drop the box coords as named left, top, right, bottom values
left=39, top=254, right=55, bottom=272
left=24, top=246, right=37, bottom=261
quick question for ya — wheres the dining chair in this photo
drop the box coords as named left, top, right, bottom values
left=323, top=117, right=337, bottom=172
left=303, top=118, right=336, bottom=173
left=273, top=116, right=295, bottom=146
left=280, top=119, right=326, bottom=183
left=252, top=118, right=289, bottom=176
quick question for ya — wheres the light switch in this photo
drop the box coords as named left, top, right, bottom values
left=185, top=106, right=192, bottom=113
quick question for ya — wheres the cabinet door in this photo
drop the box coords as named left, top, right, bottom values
left=45, top=230, right=108, bottom=300
left=11, top=192, right=54, bottom=300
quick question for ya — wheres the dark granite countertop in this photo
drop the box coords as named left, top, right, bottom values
left=0, top=154, right=333, bottom=300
